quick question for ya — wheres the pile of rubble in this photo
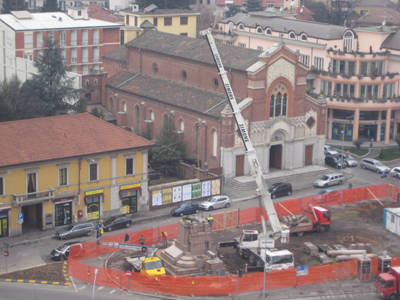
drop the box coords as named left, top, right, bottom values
left=304, top=241, right=375, bottom=264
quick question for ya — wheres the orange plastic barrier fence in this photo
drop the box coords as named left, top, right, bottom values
left=68, top=184, right=398, bottom=296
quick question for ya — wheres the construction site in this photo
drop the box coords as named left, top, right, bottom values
left=67, top=183, right=400, bottom=297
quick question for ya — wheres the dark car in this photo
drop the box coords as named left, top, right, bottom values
left=55, top=222, right=95, bottom=240
left=103, top=215, right=132, bottom=232
left=170, top=202, right=199, bottom=217
left=50, top=241, right=82, bottom=261
left=268, top=182, right=292, bottom=199
left=325, top=155, right=345, bottom=169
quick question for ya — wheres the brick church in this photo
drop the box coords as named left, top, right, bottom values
left=101, top=30, right=326, bottom=178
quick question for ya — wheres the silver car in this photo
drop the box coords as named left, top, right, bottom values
left=390, top=167, right=400, bottom=178
left=55, top=222, right=95, bottom=240
left=360, top=158, right=390, bottom=174
left=336, top=153, right=358, bottom=167
left=199, top=195, right=231, bottom=211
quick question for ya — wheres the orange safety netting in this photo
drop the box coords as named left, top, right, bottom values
left=68, top=183, right=398, bottom=296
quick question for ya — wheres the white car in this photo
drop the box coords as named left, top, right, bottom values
left=324, top=145, right=339, bottom=156
left=199, top=195, right=231, bottom=211
left=390, top=167, right=400, bottom=178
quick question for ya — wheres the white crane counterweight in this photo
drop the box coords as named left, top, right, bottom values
left=202, top=29, right=282, bottom=241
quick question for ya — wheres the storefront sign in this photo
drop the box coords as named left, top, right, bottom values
left=120, top=184, right=140, bottom=190
left=85, top=189, right=104, bottom=196
left=53, top=197, right=74, bottom=203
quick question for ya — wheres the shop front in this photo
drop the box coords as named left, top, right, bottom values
left=54, top=198, right=73, bottom=227
left=0, top=210, right=9, bottom=237
left=119, top=184, right=140, bottom=215
left=85, top=189, right=103, bottom=221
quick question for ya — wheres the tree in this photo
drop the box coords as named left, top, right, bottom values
left=90, top=107, right=104, bottom=119
left=150, top=116, right=185, bottom=166
left=304, top=0, right=330, bottom=23
left=24, top=37, right=80, bottom=116
left=246, top=0, right=263, bottom=12
left=225, top=4, right=240, bottom=18
left=42, top=0, right=59, bottom=12
left=353, top=138, right=365, bottom=151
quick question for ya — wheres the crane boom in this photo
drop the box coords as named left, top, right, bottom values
left=203, top=29, right=282, bottom=238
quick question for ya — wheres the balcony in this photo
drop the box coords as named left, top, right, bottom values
left=12, top=189, right=55, bottom=206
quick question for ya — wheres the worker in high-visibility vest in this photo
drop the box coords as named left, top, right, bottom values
left=207, top=215, right=214, bottom=227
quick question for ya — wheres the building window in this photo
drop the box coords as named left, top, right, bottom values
left=71, top=30, right=77, bottom=46
left=213, top=78, right=219, bottom=89
left=60, top=31, right=66, bottom=46
left=36, top=32, right=43, bottom=48
left=24, top=33, right=33, bottom=49
left=150, top=110, right=155, bottom=121
left=82, top=30, right=88, bottom=45
left=313, top=56, right=324, bottom=71
left=179, top=119, right=184, bottom=133
left=93, top=29, right=99, bottom=44
left=27, top=172, right=37, bottom=195
left=71, top=48, right=77, bottom=63
left=152, top=62, right=158, bottom=73
left=61, top=49, right=66, bottom=63
left=59, top=167, right=68, bottom=186
left=0, top=177, right=3, bottom=195
left=301, top=33, right=307, bottom=41
left=126, top=157, right=134, bottom=175
left=82, top=48, right=88, bottom=63
left=122, top=101, right=127, bottom=112
left=164, top=17, right=172, bottom=26
left=212, top=130, right=217, bottom=157
left=334, top=83, right=355, bottom=98
left=93, top=47, right=99, bottom=62
left=265, top=28, right=272, bottom=35
left=89, top=162, right=98, bottom=181
left=238, top=23, right=244, bottom=30
left=383, top=83, right=395, bottom=98
left=135, top=105, right=140, bottom=133
left=289, top=32, right=296, bottom=39
left=238, top=42, right=246, bottom=48
left=320, top=80, right=332, bottom=96
left=256, top=26, right=263, bottom=33
left=180, top=33, right=188, bottom=36
left=182, top=70, right=187, bottom=81
left=343, top=31, right=353, bottom=52
left=153, top=17, right=158, bottom=26
left=126, top=15, right=129, bottom=25
left=180, top=16, right=188, bottom=25
left=134, top=16, right=138, bottom=27
left=47, top=31, right=54, bottom=42
left=85, top=79, right=90, bottom=88
left=269, top=83, right=288, bottom=118
left=360, top=84, right=380, bottom=99
left=299, top=54, right=310, bottom=67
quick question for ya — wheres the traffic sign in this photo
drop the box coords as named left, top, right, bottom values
left=3, top=250, right=9, bottom=257
left=296, top=265, right=308, bottom=276
left=17, top=212, right=24, bottom=225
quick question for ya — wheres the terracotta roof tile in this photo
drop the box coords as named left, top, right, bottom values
left=88, top=4, right=124, bottom=23
left=0, top=113, right=153, bottom=167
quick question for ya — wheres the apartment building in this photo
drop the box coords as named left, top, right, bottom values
left=120, top=6, right=199, bottom=43
left=214, top=13, right=400, bottom=144
left=0, top=113, right=153, bottom=237
left=0, top=8, right=121, bottom=82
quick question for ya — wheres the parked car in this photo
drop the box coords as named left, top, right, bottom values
left=199, top=195, right=231, bottom=211
left=324, top=145, right=339, bottom=156
left=103, top=215, right=132, bottom=232
left=50, top=241, right=82, bottom=261
left=268, top=182, right=292, bottom=199
left=360, top=158, right=390, bottom=174
left=313, top=173, right=344, bottom=188
left=336, top=153, right=358, bottom=167
left=390, top=166, right=400, bottom=178
left=325, top=155, right=345, bottom=169
left=170, top=202, right=199, bottom=217
left=55, top=222, right=95, bottom=240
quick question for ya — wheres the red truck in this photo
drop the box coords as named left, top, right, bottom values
left=376, top=266, right=400, bottom=299
left=280, top=205, right=331, bottom=236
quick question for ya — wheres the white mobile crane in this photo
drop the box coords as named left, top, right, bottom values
left=203, top=29, right=294, bottom=270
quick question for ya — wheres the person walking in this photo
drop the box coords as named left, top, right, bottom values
left=161, top=231, right=168, bottom=248
left=124, top=233, right=130, bottom=243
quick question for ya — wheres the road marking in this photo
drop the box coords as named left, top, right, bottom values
left=109, top=289, right=116, bottom=294
left=78, top=285, right=86, bottom=290
left=97, top=286, right=104, bottom=291
left=69, top=276, right=78, bottom=292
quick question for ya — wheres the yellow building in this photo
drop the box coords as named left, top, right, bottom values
left=0, top=113, right=153, bottom=237
left=120, top=8, right=199, bottom=44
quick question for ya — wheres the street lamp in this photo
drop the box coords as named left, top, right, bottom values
left=92, top=268, right=99, bottom=300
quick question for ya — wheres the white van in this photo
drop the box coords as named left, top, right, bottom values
left=313, top=173, right=344, bottom=188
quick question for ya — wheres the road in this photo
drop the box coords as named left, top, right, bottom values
left=1, top=160, right=399, bottom=275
